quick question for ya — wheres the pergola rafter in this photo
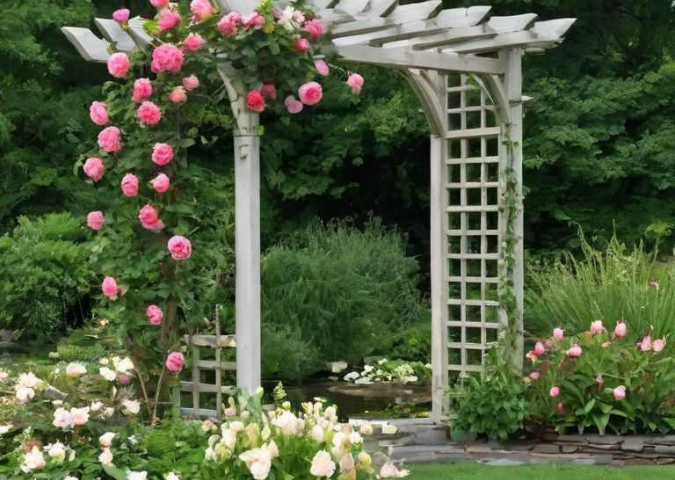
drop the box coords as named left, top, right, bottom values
left=62, top=0, right=574, bottom=423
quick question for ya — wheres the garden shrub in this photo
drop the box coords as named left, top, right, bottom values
left=262, top=220, right=428, bottom=381
left=0, top=213, right=92, bottom=339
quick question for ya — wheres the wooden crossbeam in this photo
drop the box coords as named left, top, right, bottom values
left=61, top=27, right=110, bottom=63
left=330, top=0, right=438, bottom=37
left=94, top=18, right=135, bottom=52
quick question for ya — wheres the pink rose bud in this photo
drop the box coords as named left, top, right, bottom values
left=534, top=341, right=545, bottom=356
left=246, top=90, right=265, bottom=113
left=654, top=338, right=665, bottom=352
left=158, top=10, right=181, bottom=30
left=260, top=83, right=277, bottom=100
left=168, top=235, right=192, bottom=260
left=90, top=102, right=109, bottom=126
left=137, top=101, right=162, bottom=125
left=168, top=86, right=188, bottom=104
left=117, top=374, right=133, bottom=385
left=132, top=78, right=153, bottom=103
left=138, top=204, right=164, bottom=231
left=83, top=157, right=105, bottom=182
left=304, top=19, right=324, bottom=42
left=121, top=173, right=139, bottom=197
left=284, top=96, right=304, bottom=114
left=107, top=52, right=130, bottom=78
left=151, top=173, right=170, bottom=193
left=101, top=276, right=118, bottom=299
left=87, top=211, right=105, bottom=231
left=98, top=126, right=123, bottom=153
left=298, top=81, right=322, bottom=106
left=150, top=0, right=170, bottom=7
left=553, top=328, right=564, bottom=340
left=639, top=335, right=652, bottom=352
left=602, top=341, right=611, bottom=348
left=112, top=8, right=130, bottom=23
left=556, top=402, right=564, bottom=413
left=613, top=385, right=626, bottom=400
left=190, top=0, right=213, bottom=20
left=145, top=305, right=164, bottom=325
left=549, top=386, right=560, bottom=398
left=525, top=350, right=538, bottom=362
left=347, top=73, right=364, bottom=94
left=529, top=372, right=540, bottom=381
left=151, top=44, right=184, bottom=74
left=614, top=321, right=627, bottom=338
left=152, top=143, right=174, bottom=166
left=294, top=37, right=310, bottom=53
left=566, top=344, right=582, bottom=358
left=243, top=12, right=264, bottom=29
left=218, top=12, right=241, bottom=35
left=315, top=59, right=329, bottom=77
left=165, top=352, right=185, bottom=372
left=590, top=320, right=604, bottom=335
left=182, top=75, right=200, bottom=90
left=183, top=33, right=205, bottom=52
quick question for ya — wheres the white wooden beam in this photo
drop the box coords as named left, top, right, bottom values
left=127, top=17, right=153, bottom=48
left=331, top=1, right=442, bottom=37
left=333, top=0, right=370, bottom=16
left=94, top=18, right=136, bottom=53
left=61, top=27, right=111, bottom=63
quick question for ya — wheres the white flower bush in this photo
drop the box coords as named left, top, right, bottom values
left=343, top=359, right=432, bottom=385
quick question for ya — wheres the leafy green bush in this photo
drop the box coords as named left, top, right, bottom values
left=0, top=213, right=92, bottom=339
left=261, top=220, right=428, bottom=381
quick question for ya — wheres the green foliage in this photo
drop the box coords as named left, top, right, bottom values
left=261, top=220, right=428, bottom=381
left=0, top=213, right=92, bottom=339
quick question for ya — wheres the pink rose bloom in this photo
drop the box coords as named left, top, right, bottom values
left=294, top=37, right=310, bottom=53
left=284, top=95, right=303, bottom=114
left=132, top=78, right=153, bottom=103
left=218, top=12, right=241, bottom=35
left=614, top=321, right=627, bottom=338
left=168, top=235, right=192, bottom=260
left=146, top=305, right=164, bottom=325
left=315, top=59, right=329, bottom=76
left=112, top=8, right=130, bottom=23
left=190, top=0, right=213, bottom=20
left=83, top=157, right=105, bottom=182
left=151, top=173, right=170, bottom=193
left=529, top=371, right=540, bottom=381
left=590, top=320, right=604, bottom=335
left=304, top=19, right=324, bottom=41
left=150, top=0, right=170, bottom=7
left=533, top=341, right=545, bottom=356
left=260, top=83, right=277, bottom=100
left=246, top=90, right=265, bottom=113
left=138, top=204, right=164, bottom=231
left=639, top=335, right=652, bottom=352
left=137, top=101, right=162, bottom=125
left=243, top=12, right=264, bottom=29
left=183, top=75, right=200, bottom=90
left=158, top=10, right=181, bottom=30
left=525, top=350, right=538, bottom=362
left=553, top=328, right=564, bottom=340
left=169, top=86, right=187, bottom=104
left=121, top=173, right=139, bottom=197
left=549, top=386, right=560, bottom=398
left=613, top=385, right=626, bottom=401
left=183, top=33, right=205, bottom=51
left=107, top=52, right=130, bottom=78
left=556, top=402, right=564, bottom=413
left=165, top=352, right=184, bottom=372
left=87, top=211, right=105, bottom=231
left=654, top=338, right=666, bottom=352
left=90, top=102, right=109, bottom=126
left=152, top=143, right=173, bottom=166
left=298, top=82, right=322, bottom=106
left=151, top=44, right=184, bottom=73
left=102, top=277, right=118, bottom=299
left=347, top=73, right=364, bottom=94
left=98, top=126, right=122, bottom=152
left=566, top=344, right=582, bottom=357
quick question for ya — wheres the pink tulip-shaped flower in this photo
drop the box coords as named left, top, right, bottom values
left=146, top=305, right=164, bottom=325
left=151, top=173, right=170, bottom=193
left=168, top=235, right=192, bottom=260
left=246, top=90, right=265, bottom=113
left=553, top=328, right=564, bottom=340
left=190, top=0, right=213, bottom=20
left=218, top=12, right=241, bottom=35
left=284, top=96, right=304, bottom=114
left=101, top=277, right=118, bottom=299
left=315, top=60, right=329, bottom=76
left=534, top=341, right=546, bottom=356
left=132, top=78, right=153, bottom=103
left=158, top=10, right=181, bottom=29
left=590, top=320, right=604, bottom=336
left=347, top=73, right=364, bottom=94
left=90, top=102, right=109, bottom=126
left=151, top=44, right=184, bottom=74
left=121, top=173, right=139, bottom=197
left=83, top=157, right=105, bottom=182
left=566, top=344, right=582, bottom=358
left=107, top=53, right=130, bottom=78
left=260, top=83, right=277, bottom=100
left=112, top=8, right=130, bottom=23
left=639, top=336, right=652, bottom=352
left=165, top=352, right=185, bottom=372
left=298, top=82, right=322, bottom=105
left=150, top=0, right=170, bottom=7
left=304, top=19, right=324, bottom=42
left=549, top=386, right=560, bottom=398
left=614, top=321, right=627, bottom=338
left=654, top=338, right=666, bottom=352
left=613, top=385, right=626, bottom=401
left=137, top=101, right=162, bottom=125
left=183, top=33, right=205, bottom=51
left=556, top=402, right=564, bottom=413
left=183, top=75, right=200, bottom=91
left=169, top=86, right=187, bottom=104
left=294, top=37, right=310, bottom=53
left=98, top=126, right=122, bottom=153
left=138, top=204, right=164, bottom=231
left=152, top=143, right=174, bottom=166
left=87, top=211, right=105, bottom=231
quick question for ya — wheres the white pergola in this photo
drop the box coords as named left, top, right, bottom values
left=63, top=0, right=574, bottom=422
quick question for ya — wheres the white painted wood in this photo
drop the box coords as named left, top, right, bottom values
left=127, top=17, right=153, bottom=48
left=94, top=18, right=136, bottom=52
left=334, top=0, right=370, bottom=16
left=434, top=6, right=491, bottom=28
left=331, top=1, right=439, bottom=37
left=60, top=27, right=111, bottom=63
left=365, top=0, right=398, bottom=17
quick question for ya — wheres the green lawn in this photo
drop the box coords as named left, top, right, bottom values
left=409, top=464, right=672, bottom=479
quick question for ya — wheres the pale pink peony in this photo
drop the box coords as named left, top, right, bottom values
left=347, top=73, right=364, bottom=94
left=132, top=78, right=153, bottom=103
left=70, top=407, right=90, bottom=426
left=150, top=0, right=170, bottom=7
left=138, top=204, right=164, bottom=231
left=169, top=86, right=187, bottom=104
left=98, top=126, right=122, bottom=152
left=102, top=277, right=118, bottom=299
left=553, top=328, right=564, bottom=340
left=304, top=19, right=324, bottom=42
left=533, top=342, right=545, bottom=356
left=246, top=90, right=265, bottom=113
left=639, top=336, right=652, bottom=352
left=614, top=321, right=627, bottom=338
left=243, top=12, right=264, bottom=29
left=284, top=96, right=303, bottom=114
left=83, top=157, right=105, bottom=182
left=190, top=0, right=213, bottom=20
left=87, top=211, right=105, bottom=231
left=151, top=44, right=184, bottom=73
left=152, top=143, right=174, bottom=166
left=158, top=10, right=181, bottom=29
left=566, top=344, right=582, bottom=357
left=183, top=75, right=200, bottom=90
left=218, top=12, right=241, bottom=35
left=183, top=32, right=205, bottom=51
left=310, top=451, right=335, bottom=478
left=590, top=320, right=604, bottom=335
left=137, top=101, right=162, bottom=125
left=107, top=53, right=130, bottom=78
left=53, top=408, right=74, bottom=429
left=298, top=82, right=322, bottom=106
left=151, top=173, right=170, bottom=193
left=294, top=37, right=310, bottom=53
left=549, top=386, right=560, bottom=398
left=112, top=8, right=130, bottom=23
left=145, top=305, right=164, bottom=325
left=379, top=462, right=409, bottom=479
left=315, top=59, right=329, bottom=76
left=90, top=102, right=109, bottom=125
left=529, top=371, right=540, bottom=381
left=613, top=385, right=626, bottom=401
left=168, top=235, right=192, bottom=260
left=165, top=352, right=185, bottom=372
left=121, top=173, right=139, bottom=197
left=654, top=338, right=666, bottom=352
left=260, top=83, right=277, bottom=100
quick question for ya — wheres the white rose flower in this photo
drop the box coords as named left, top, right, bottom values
left=53, top=408, right=74, bottom=429
left=265, top=440, right=279, bottom=458
left=310, top=425, right=325, bottom=443
left=98, top=448, right=114, bottom=466
left=222, top=429, right=237, bottom=450
left=70, top=407, right=90, bottom=426
left=204, top=447, right=217, bottom=461
left=127, top=471, right=147, bottom=480
left=46, top=442, right=67, bottom=463
left=349, top=431, right=363, bottom=445
left=122, top=399, right=140, bottom=415
left=99, top=367, right=116, bottom=381
left=115, top=357, right=135, bottom=374
left=90, top=401, right=104, bottom=412
left=66, top=362, right=87, bottom=378
left=272, top=411, right=298, bottom=436
left=310, top=450, right=336, bottom=478
left=102, top=407, right=115, bottom=418
left=382, top=424, right=398, bottom=435
left=360, top=423, right=373, bottom=436
left=99, top=357, right=110, bottom=365
left=229, top=420, right=245, bottom=432
left=201, top=419, right=216, bottom=432
left=239, top=448, right=273, bottom=480
left=18, top=372, right=42, bottom=389
left=166, top=473, right=181, bottom=480
left=21, top=446, right=46, bottom=473
left=261, top=425, right=271, bottom=441
left=15, top=386, right=35, bottom=403
left=378, top=462, right=410, bottom=478
left=99, top=432, right=116, bottom=447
